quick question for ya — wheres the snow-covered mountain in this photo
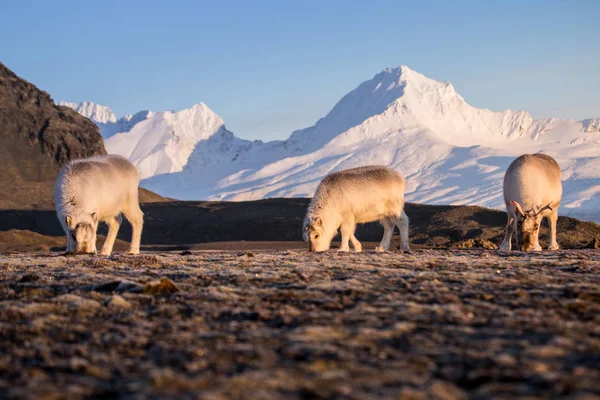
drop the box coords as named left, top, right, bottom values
left=59, top=101, right=152, bottom=139
left=64, top=66, right=600, bottom=222
left=104, top=103, right=237, bottom=179
left=59, top=101, right=117, bottom=124
left=60, top=101, right=261, bottom=179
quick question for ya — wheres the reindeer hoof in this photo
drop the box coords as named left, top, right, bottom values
left=498, top=244, right=511, bottom=252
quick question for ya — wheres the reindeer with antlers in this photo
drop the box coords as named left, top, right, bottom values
left=499, top=154, right=562, bottom=252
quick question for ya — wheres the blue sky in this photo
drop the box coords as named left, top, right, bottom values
left=2, top=0, right=599, bottom=141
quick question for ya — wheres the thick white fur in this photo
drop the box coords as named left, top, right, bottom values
left=54, top=154, right=144, bottom=255
left=500, top=154, right=562, bottom=252
left=303, top=165, right=410, bottom=252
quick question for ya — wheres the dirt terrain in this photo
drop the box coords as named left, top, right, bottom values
left=0, top=249, right=599, bottom=399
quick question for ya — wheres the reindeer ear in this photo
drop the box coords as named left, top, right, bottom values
left=509, top=201, right=526, bottom=217
left=314, top=216, right=322, bottom=227
left=65, top=215, right=72, bottom=227
left=91, top=212, right=98, bottom=223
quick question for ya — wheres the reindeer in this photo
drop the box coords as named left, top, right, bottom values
left=499, top=154, right=562, bottom=252
left=303, top=166, right=410, bottom=252
left=54, top=155, right=144, bottom=255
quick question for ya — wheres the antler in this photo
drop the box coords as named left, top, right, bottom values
left=535, top=202, right=554, bottom=216
left=509, top=201, right=526, bottom=217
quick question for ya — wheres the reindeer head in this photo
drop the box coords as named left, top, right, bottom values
left=303, top=216, right=331, bottom=252
left=65, top=213, right=98, bottom=254
left=510, top=201, right=553, bottom=252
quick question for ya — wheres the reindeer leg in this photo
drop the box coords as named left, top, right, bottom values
left=548, top=211, right=559, bottom=250
left=338, top=222, right=355, bottom=252
left=100, top=214, right=122, bottom=256
left=499, top=213, right=514, bottom=252
left=350, top=234, right=362, bottom=252
left=376, top=218, right=395, bottom=252
left=395, top=210, right=410, bottom=251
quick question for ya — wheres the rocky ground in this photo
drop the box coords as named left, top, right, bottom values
left=1, top=249, right=599, bottom=399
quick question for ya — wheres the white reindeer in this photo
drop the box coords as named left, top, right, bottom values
left=303, top=165, right=410, bottom=252
left=499, top=154, right=562, bottom=252
left=54, top=155, right=144, bottom=255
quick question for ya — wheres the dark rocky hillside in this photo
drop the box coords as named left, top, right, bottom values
left=0, top=62, right=163, bottom=209
left=0, top=62, right=105, bottom=209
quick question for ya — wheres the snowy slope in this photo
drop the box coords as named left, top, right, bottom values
left=60, top=101, right=154, bottom=139
left=59, top=101, right=117, bottom=125
left=65, top=66, right=600, bottom=222
left=60, top=101, right=258, bottom=179
left=104, top=103, right=260, bottom=179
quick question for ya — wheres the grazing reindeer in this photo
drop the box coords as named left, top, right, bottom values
left=54, top=155, right=144, bottom=255
left=499, top=154, right=562, bottom=252
left=303, top=165, right=410, bottom=252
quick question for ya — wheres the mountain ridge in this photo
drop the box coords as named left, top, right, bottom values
left=62, top=65, right=600, bottom=221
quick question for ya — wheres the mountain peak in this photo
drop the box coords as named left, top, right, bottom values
left=582, top=118, right=600, bottom=133
left=381, top=64, right=412, bottom=77
left=287, top=65, right=454, bottom=149
left=100, top=100, right=229, bottom=179
left=177, top=101, right=214, bottom=115
left=59, top=101, right=117, bottom=124
left=376, top=65, right=430, bottom=84
left=191, top=101, right=207, bottom=108
left=166, top=102, right=224, bottom=129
